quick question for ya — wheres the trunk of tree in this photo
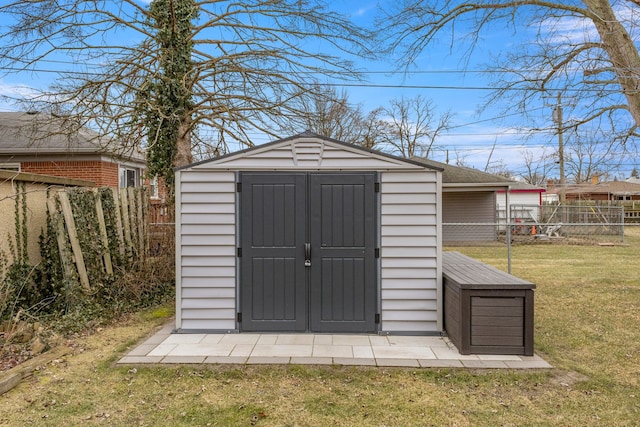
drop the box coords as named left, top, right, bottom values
left=175, top=116, right=193, bottom=167
left=585, top=0, right=640, bottom=127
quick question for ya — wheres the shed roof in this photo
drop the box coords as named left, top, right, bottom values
left=177, top=131, right=444, bottom=172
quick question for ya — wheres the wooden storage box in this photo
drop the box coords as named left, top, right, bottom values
left=443, top=252, right=535, bottom=356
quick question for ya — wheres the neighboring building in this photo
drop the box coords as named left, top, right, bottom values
left=546, top=179, right=640, bottom=202
left=414, top=158, right=544, bottom=243
left=0, top=111, right=145, bottom=188
left=496, top=181, right=546, bottom=223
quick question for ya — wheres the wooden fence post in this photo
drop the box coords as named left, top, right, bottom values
left=93, top=189, right=113, bottom=275
left=46, top=196, right=76, bottom=285
left=136, top=188, right=145, bottom=259
left=110, top=187, right=125, bottom=258
left=127, top=187, right=139, bottom=258
left=119, top=188, right=133, bottom=258
left=57, top=191, right=91, bottom=293
left=142, top=188, right=149, bottom=257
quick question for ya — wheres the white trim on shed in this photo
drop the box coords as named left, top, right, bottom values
left=175, top=134, right=443, bottom=334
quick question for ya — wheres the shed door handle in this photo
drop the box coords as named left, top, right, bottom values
left=304, top=243, right=311, bottom=267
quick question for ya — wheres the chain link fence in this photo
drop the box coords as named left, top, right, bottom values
left=444, top=203, right=632, bottom=273
left=502, top=204, right=625, bottom=244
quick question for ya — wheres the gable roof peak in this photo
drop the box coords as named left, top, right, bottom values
left=177, top=132, right=443, bottom=171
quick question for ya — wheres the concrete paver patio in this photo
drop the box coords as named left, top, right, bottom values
left=118, top=322, right=552, bottom=369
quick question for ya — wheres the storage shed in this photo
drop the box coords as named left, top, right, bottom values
left=174, top=132, right=444, bottom=335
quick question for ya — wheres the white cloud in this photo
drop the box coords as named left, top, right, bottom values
left=433, top=123, right=550, bottom=174
left=0, top=81, right=38, bottom=98
left=353, top=7, right=370, bottom=17
left=538, top=3, right=640, bottom=45
left=0, top=81, right=40, bottom=111
left=349, top=2, right=376, bottom=18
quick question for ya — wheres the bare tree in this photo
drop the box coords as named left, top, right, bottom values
left=520, top=147, right=557, bottom=186
left=0, top=0, right=373, bottom=188
left=564, top=129, right=623, bottom=183
left=282, top=90, right=453, bottom=156
left=380, top=0, right=640, bottom=161
left=485, top=159, right=514, bottom=179
left=380, top=95, right=453, bottom=158
left=483, top=138, right=514, bottom=178
left=280, top=85, right=388, bottom=149
left=520, top=130, right=622, bottom=184
left=447, top=148, right=472, bottom=168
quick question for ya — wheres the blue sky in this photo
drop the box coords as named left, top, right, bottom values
left=0, top=0, right=637, bottom=180
left=329, top=1, right=556, bottom=175
left=328, top=1, right=639, bottom=179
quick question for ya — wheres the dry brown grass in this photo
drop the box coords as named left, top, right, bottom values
left=1, top=229, right=639, bottom=426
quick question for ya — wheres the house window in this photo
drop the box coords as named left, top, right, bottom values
left=120, top=167, right=140, bottom=188
left=150, top=175, right=159, bottom=199
left=0, top=162, right=20, bottom=171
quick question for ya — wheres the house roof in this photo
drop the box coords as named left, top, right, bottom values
left=412, top=157, right=545, bottom=191
left=413, top=157, right=510, bottom=184
left=0, top=111, right=143, bottom=161
left=496, top=181, right=546, bottom=192
left=177, top=131, right=444, bottom=172
left=548, top=180, right=640, bottom=196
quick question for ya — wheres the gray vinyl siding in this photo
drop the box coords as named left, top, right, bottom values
left=380, top=171, right=440, bottom=333
left=176, top=136, right=441, bottom=333
left=442, top=192, right=496, bottom=243
left=177, top=170, right=237, bottom=330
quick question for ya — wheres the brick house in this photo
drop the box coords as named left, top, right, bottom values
left=545, top=178, right=640, bottom=202
left=0, top=111, right=146, bottom=189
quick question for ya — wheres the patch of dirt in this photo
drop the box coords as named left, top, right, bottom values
left=0, top=315, right=131, bottom=375
left=550, top=370, right=590, bottom=387
left=0, top=324, right=69, bottom=373
left=0, top=339, right=32, bottom=372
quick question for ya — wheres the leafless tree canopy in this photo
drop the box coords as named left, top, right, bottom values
left=379, top=96, right=453, bottom=159
left=279, top=85, right=388, bottom=149
left=380, top=0, right=640, bottom=176
left=563, top=128, right=624, bottom=182
left=520, top=147, right=557, bottom=186
left=0, top=0, right=374, bottom=162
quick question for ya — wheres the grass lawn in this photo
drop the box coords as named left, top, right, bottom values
left=1, top=229, right=639, bottom=426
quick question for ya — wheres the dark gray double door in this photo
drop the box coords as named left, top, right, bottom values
left=239, top=172, right=377, bottom=333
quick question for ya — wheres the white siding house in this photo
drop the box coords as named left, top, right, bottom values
left=175, top=133, right=444, bottom=334
left=496, top=183, right=545, bottom=223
